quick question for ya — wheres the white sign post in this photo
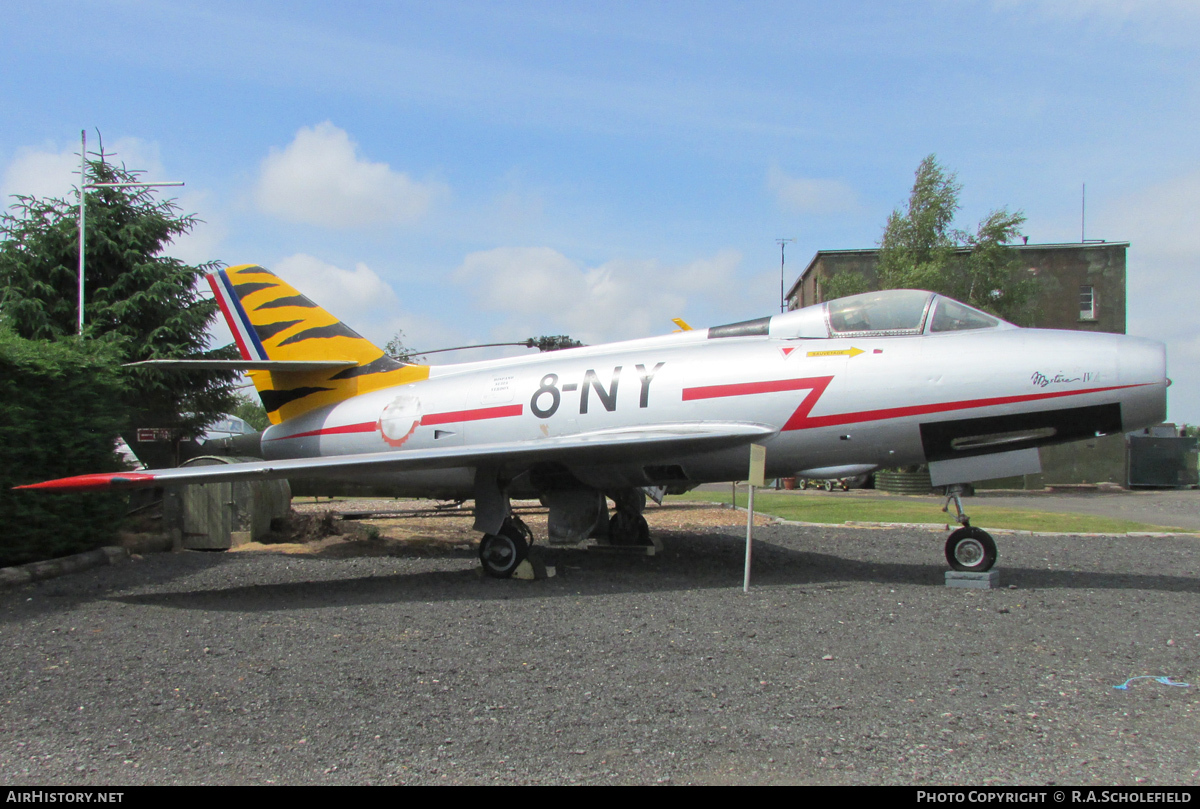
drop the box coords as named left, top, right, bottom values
left=744, top=443, right=766, bottom=593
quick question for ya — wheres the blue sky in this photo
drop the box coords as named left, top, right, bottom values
left=3, top=1, right=1199, bottom=419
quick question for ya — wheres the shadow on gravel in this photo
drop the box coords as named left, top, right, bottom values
left=109, top=532, right=1200, bottom=613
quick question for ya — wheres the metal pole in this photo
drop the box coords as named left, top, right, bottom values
left=777, top=237, right=795, bottom=313
left=743, top=483, right=754, bottom=593
left=780, top=243, right=785, bottom=313
left=743, top=443, right=766, bottom=593
left=78, top=130, right=86, bottom=336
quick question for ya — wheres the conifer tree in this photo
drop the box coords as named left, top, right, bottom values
left=0, top=154, right=239, bottom=439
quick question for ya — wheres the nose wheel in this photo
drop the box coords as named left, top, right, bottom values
left=945, top=526, right=997, bottom=572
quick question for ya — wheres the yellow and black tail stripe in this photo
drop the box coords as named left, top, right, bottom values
left=209, top=265, right=430, bottom=424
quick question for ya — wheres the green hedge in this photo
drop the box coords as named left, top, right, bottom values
left=0, top=328, right=128, bottom=567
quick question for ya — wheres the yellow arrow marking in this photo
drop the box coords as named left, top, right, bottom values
left=806, top=347, right=865, bottom=358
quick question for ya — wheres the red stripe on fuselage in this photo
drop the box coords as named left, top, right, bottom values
left=423, top=405, right=524, bottom=425
left=680, top=376, right=1145, bottom=432
left=264, top=404, right=525, bottom=442
left=263, top=421, right=378, bottom=441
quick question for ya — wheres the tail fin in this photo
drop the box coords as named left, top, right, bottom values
left=208, top=264, right=428, bottom=424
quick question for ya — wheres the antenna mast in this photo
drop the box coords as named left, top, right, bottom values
left=777, top=237, right=795, bottom=313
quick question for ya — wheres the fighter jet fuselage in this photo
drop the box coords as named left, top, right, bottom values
left=20, top=269, right=1169, bottom=576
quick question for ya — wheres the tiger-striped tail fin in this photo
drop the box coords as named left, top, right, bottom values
left=208, top=264, right=429, bottom=424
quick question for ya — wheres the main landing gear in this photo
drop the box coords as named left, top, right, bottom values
left=941, top=484, right=998, bottom=573
left=606, top=488, right=652, bottom=546
left=479, top=515, right=534, bottom=578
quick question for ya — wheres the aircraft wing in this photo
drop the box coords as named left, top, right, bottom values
left=16, top=422, right=776, bottom=492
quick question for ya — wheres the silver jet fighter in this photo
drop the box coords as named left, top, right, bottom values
left=20, top=267, right=1168, bottom=577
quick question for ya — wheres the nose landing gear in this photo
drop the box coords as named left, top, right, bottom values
left=941, top=484, right=997, bottom=572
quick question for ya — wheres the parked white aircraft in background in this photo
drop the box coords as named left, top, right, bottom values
left=20, top=266, right=1168, bottom=577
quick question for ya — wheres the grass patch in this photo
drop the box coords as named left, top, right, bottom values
left=672, top=490, right=1192, bottom=534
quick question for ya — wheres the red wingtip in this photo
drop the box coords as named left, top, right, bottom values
left=15, top=472, right=159, bottom=492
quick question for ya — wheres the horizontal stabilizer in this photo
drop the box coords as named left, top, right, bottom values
left=17, top=422, right=777, bottom=492
left=125, top=359, right=357, bottom=372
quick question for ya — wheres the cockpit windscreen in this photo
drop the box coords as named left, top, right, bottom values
left=827, top=290, right=932, bottom=335
left=929, top=298, right=1000, bottom=332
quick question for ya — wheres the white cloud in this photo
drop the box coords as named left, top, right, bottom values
left=454, top=246, right=752, bottom=345
left=767, top=165, right=858, bottom=214
left=101, top=137, right=166, bottom=178
left=205, top=255, right=407, bottom=354
left=1, top=136, right=169, bottom=207
left=264, top=255, right=466, bottom=356
left=274, top=253, right=399, bottom=322
left=1, top=144, right=78, bottom=203
left=255, top=122, right=447, bottom=228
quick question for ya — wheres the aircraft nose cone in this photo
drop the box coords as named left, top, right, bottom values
left=1119, top=337, right=1168, bottom=430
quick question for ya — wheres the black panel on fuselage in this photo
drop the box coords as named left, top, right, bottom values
left=919, top=403, right=1123, bottom=463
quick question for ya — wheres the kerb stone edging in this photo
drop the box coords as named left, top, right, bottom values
left=0, top=546, right=130, bottom=589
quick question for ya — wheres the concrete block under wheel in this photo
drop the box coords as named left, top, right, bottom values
left=588, top=537, right=663, bottom=556
left=945, top=570, right=1000, bottom=589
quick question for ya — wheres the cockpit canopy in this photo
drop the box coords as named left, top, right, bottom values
left=762, top=290, right=1013, bottom=340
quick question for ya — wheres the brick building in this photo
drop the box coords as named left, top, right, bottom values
left=786, top=241, right=1128, bottom=335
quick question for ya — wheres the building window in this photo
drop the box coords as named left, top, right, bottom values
left=1079, top=286, right=1096, bottom=320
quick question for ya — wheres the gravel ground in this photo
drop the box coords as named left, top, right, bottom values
left=3, top=509, right=1199, bottom=785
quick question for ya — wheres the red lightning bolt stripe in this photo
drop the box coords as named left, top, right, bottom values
left=681, top=377, right=1147, bottom=432
left=786, top=384, right=1143, bottom=431
left=682, top=377, right=831, bottom=401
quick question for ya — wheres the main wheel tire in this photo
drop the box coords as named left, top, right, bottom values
left=608, top=513, right=652, bottom=546
left=479, top=524, right=529, bottom=578
left=823, top=479, right=835, bottom=492
left=944, top=526, right=998, bottom=572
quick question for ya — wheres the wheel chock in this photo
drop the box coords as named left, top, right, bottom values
left=945, top=570, right=1000, bottom=589
left=512, top=555, right=555, bottom=580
